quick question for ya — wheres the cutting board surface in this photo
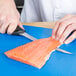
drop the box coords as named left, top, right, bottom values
left=0, top=25, right=76, bottom=76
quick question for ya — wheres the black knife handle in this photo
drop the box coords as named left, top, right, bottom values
left=12, top=26, right=25, bottom=35
left=66, top=30, right=75, bottom=40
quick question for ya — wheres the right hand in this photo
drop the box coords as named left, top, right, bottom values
left=0, top=0, right=23, bottom=34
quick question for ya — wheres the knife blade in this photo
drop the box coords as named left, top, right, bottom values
left=20, top=32, right=37, bottom=41
left=12, top=26, right=72, bottom=54
left=56, top=48, right=72, bottom=54
left=12, top=26, right=37, bottom=41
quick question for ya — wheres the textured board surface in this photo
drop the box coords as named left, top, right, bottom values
left=0, top=25, right=76, bottom=76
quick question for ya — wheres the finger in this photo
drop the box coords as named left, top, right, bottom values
left=18, top=22, right=24, bottom=30
left=59, top=24, right=76, bottom=43
left=7, top=22, right=18, bottom=34
left=56, top=17, right=76, bottom=40
left=64, top=31, right=76, bottom=44
left=52, top=22, right=60, bottom=39
left=52, top=15, right=73, bottom=39
left=0, top=16, right=6, bottom=27
left=0, top=20, right=3, bottom=27
left=0, top=21, right=10, bottom=33
left=0, top=17, right=10, bottom=33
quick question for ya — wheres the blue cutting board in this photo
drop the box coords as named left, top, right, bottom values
left=0, top=25, right=76, bottom=76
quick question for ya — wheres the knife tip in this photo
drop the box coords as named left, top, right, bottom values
left=56, top=48, right=72, bottom=54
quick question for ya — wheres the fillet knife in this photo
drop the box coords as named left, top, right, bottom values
left=11, top=26, right=72, bottom=54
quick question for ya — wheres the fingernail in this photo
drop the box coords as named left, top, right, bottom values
left=0, top=31, right=5, bottom=34
left=64, top=41, right=69, bottom=44
left=56, top=37, right=59, bottom=40
left=22, top=26, right=24, bottom=29
left=52, top=35, right=55, bottom=39
left=21, top=26, right=24, bottom=30
left=19, top=25, right=24, bottom=30
left=59, top=39, right=63, bottom=43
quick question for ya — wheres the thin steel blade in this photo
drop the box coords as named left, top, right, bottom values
left=20, top=32, right=37, bottom=41
left=56, top=48, right=72, bottom=54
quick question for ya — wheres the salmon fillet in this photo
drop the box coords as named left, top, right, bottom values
left=4, top=37, right=61, bottom=69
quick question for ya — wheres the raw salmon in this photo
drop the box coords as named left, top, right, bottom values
left=4, top=37, right=61, bottom=69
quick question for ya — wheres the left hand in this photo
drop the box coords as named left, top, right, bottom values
left=52, top=14, right=76, bottom=44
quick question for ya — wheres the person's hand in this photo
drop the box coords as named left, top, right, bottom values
left=0, top=0, right=23, bottom=34
left=52, top=14, right=76, bottom=44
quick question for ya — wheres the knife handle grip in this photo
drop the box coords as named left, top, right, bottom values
left=12, top=26, right=25, bottom=35
left=66, top=30, right=75, bottom=40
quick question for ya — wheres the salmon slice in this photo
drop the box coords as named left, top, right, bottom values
left=4, top=37, right=61, bottom=69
